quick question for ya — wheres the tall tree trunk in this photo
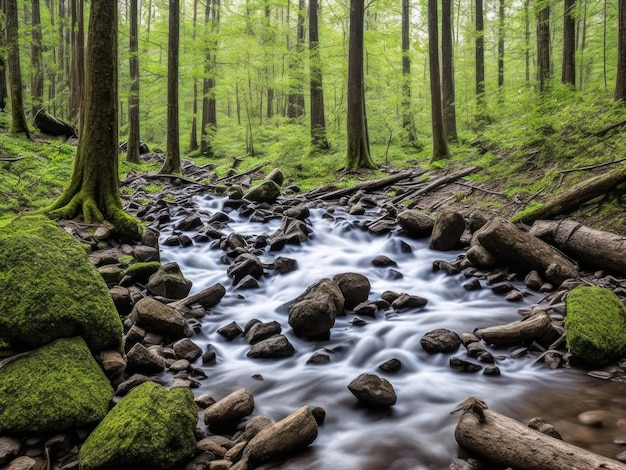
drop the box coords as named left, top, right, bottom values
left=441, top=0, right=457, bottom=142
left=617, top=0, right=626, bottom=101
left=345, top=0, right=375, bottom=172
left=475, top=0, right=485, bottom=103
left=428, top=0, right=449, bottom=162
left=524, top=0, right=530, bottom=82
left=201, top=0, right=219, bottom=156
left=497, top=0, right=504, bottom=90
left=536, top=2, right=551, bottom=94
left=264, top=2, right=274, bottom=119
left=287, top=0, right=306, bottom=119
left=47, top=0, right=138, bottom=237
left=48, top=0, right=57, bottom=115
left=562, top=0, right=576, bottom=86
left=401, top=0, right=418, bottom=145
left=160, top=0, right=181, bottom=174
left=5, top=0, right=30, bottom=136
left=127, top=0, right=141, bottom=163
left=189, top=0, right=199, bottom=152
left=578, top=0, right=588, bottom=89
left=69, top=0, right=84, bottom=124
left=0, top=0, right=8, bottom=113
left=31, top=0, right=44, bottom=116
left=309, top=0, right=329, bottom=149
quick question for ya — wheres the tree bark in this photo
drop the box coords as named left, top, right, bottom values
left=511, top=165, right=626, bottom=224
left=536, top=2, right=551, bottom=93
left=127, top=0, right=141, bottom=164
left=475, top=217, right=578, bottom=283
left=345, top=0, right=376, bottom=172
left=475, top=309, right=552, bottom=346
left=497, top=0, right=504, bottom=90
left=428, top=0, right=449, bottom=162
left=617, top=0, right=626, bottom=101
left=529, top=219, right=626, bottom=276
left=160, top=0, right=181, bottom=174
left=401, top=0, right=417, bottom=145
left=46, top=0, right=139, bottom=237
left=31, top=0, right=44, bottom=116
left=69, top=0, right=84, bottom=124
left=455, top=398, right=626, bottom=470
left=441, top=0, right=457, bottom=142
left=189, top=0, right=199, bottom=152
left=562, top=0, right=576, bottom=86
left=309, top=0, right=329, bottom=149
left=201, top=0, right=218, bottom=157
left=5, top=0, right=30, bottom=136
left=475, top=0, right=484, bottom=102
left=287, top=0, right=306, bottom=119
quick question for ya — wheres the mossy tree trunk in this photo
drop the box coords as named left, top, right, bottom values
left=31, top=0, right=44, bottom=116
left=46, top=1, right=139, bottom=238
left=5, top=0, right=30, bottom=137
left=309, top=0, right=329, bottom=150
left=428, top=0, right=450, bottom=162
left=159, top=0, right=181, bottom=174
left=617, top=0, right=626, bottom=101
left=126, top=0, right=141, bottom=164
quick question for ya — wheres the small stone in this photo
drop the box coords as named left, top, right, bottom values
left=306, top=351, right=331, bottom=365
left=372, top=255, right=397, bottom=267
left=463, top=278, right=481, bottom=291
left=169, top=359, right=190, bottom=372
left=217, top=322, right=243, bottom=341
left=126, top=343, right=165, bottom=374
left=203, top=388, right=254, bottom=428
left=491, top=282, right=515, bottom=294
left=461, top=333, right=480, bottom=346
left=420, top=329, right=461, bottom=353
left=378, top=358, right=402, bottom=373
left=505, top=290, right=524, bottom=302
left=347, top=373, right=397, bottom=408
left=173, top=338, right=203, bottom=362
left=247, top=335, right=295, bottom=359
left=195, top=394, right=216, bottom=409
left=449, top=357, right=483, bottom=373
left=353, top=302, right=378, bottom=317
left=483, top=365, right=501, bottom=376
left=245, top=321, right=282, bottom=345
left=524, top=270, right=543, bottom=290
left=391, top=292, right=428, bottom=310
left=0, top=436, right=22, bottom=465
left=234, top=275, right=260, bottom=290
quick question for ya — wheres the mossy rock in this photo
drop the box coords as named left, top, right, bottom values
left=0, top=337, right=114, bottom=433
left=79, top=382, right=198, bottom=470
left=565, top=286, right=626, bottom=365
left=0, top=215, right=123, bottom=353
left=244, top=180, right=281, bottom=203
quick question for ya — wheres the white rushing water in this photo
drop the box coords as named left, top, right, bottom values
left=159, top=194, right=582, bottom=469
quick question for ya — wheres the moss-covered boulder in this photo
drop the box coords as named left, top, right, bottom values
left=244, top=180, right=281, bottom=203
left=79, top=382, right=198, bottom=470
left=0, top=337, right=114, bottom=433
left=565, top=286, right=626, bottom=365
left=0, top=215, right=123, bottom=353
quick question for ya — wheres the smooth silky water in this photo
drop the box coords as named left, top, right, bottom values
left=159, top=194, right=622, bottom=469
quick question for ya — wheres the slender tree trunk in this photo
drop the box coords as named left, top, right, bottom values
left=160, top=0, right=181, bottom=174
left=441, top=0, right=457, bottom=142
left=47, top=0, right=138, bottom=237
left=189, top=0, right=199, bottom=152
left=579, top=0, right=588, bottom=89
left=127, top=0, right=140, bottom=163
left=562, top=0, right=576, bottom=86
left=31, top=0, right=44, bottom=116
left=401, top=0, right=418, bottom=145
left=48, top=0, right=57, bottom=115
left=287, top=0, right=306, bottom=119
left=617, top=0, right=626, bottom=101
left=345, top=0, right=375, bottom=172
left=69, top=0, right=84, bottom=124
left=264, top=2, right=274, bottom=119
left=524, top=0, right=530, bottom=82
left=309, top=0, right=329, bottom=149
left=475, top=0, right=485, bottom=103
left=201, top=0, right=219, bottom=156
left=0, top=0, right=8, bottom=113
left=497, top=0, right=504, bottom=90
left=428, top=0, right=449, bottom=162
left=5, top=0, right=30, bottom=136
left=536, top=2, right=551, bottom=93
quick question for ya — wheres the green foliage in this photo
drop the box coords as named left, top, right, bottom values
left=565, top=286, right=626, bottom=365
left=0, top=337, right=114, bottom=433
left=79, top=382, right=198, bottom=470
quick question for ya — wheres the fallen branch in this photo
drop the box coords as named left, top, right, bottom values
left=0, top=157, right=25, bottom=162
left=558, top=156, right=626, bottom=174
left=454, top=397, right=626, bottom=470
left=406, top=167, right=479, bottom=209
left=213, top=161, right=271, bottom=184
left=589, top=118, right=626, bottom=138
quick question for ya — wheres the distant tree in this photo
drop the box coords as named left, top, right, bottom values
left=497, top=0, right=504, bottom=90
left=5, top=0, right=30, bottom=136
left=287, top=0, right=306, bottom=119
left=345, top=0, right=376, bottom=172
left=616, top=0, right=626, bottom=101
left=428, top=0, right=449, bottom=161
left=475, top=0, right=485, bottom=102
left=401, top=0, right=418, bottom=145
left=127, top=0, right=141, bottom=164
left=441, top=0, right=457, bottom=142
left=0, top=1, right=9, bottom=113
left=536, top=1, right=551, bottom=93
left=189, top=0, right=199, bottom=152
left=201, top=0, right=219, bottom=156
left=47, top=0, right=139, bottom=237
left=562, top=0, right=576, bottom=86
left=309, top=0, right=329, bottom=149
left=31, top=0, right=44, bottom=115
left=160, top=0, right=181, bottom=174
left=69, top=0, right=84, bottom=124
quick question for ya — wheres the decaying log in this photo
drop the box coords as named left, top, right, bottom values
left=33, top=109, right=77, bottom=138
left=307, top=169, right=421, bottom=201
left=511, top=164, right=626, bottom=225
left=406, top=166, right=479, bottom=208
left=475, top=309, right=551, bottom=346
left=454, top=397, right=626, bottom=470
left=168, top=283, right=226, bottom=309
left=475, top=217, right=578, bottom=284
left=530, top=219, right=626, bottom=276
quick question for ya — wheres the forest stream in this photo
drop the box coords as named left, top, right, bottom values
left=156, top=193, right=626, bottom=469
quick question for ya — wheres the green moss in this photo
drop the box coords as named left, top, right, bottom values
left=122, top=261, right=161, bottom=283
left=0, top=337, right=114, bottom=433
left=79, top=382, right=198, bottom=470
left=565, top=286, right=626, bottom=365
left=510, top=201, right=545, bottom=223
left=0, top=214, right=123, bottom=353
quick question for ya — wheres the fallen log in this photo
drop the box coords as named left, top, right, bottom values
left=454, top=397, right=626, bottom=470
left=511, top=164, right=626, bottom=225
left=307, top=169, right=421, bottom=201
left=475, top=217, right=578, bottom=284
left=475, top=309, right=551, bottom=346
left=168, top=283, right=226, bottom=309
left=406, top=166, right=479, bottom=209
left=529, top=219, right=626, bottom=276
left=33, top=109, right=76, bottom=138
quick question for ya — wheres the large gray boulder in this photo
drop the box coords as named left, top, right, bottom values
left=332, top=273, right=370, bottom=310
left=288, top=279, right=345, bottom=338
left=130, top=297, right=187, bottom=339
left=397, top=210, right=434, bottom=238
left=429, top=211, right=465, bottom=251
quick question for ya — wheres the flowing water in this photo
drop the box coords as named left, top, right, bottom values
left=158, top=194, right=626, bottom=469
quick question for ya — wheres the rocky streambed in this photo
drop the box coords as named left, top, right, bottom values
left=2, top=162, right=626, bottom=470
